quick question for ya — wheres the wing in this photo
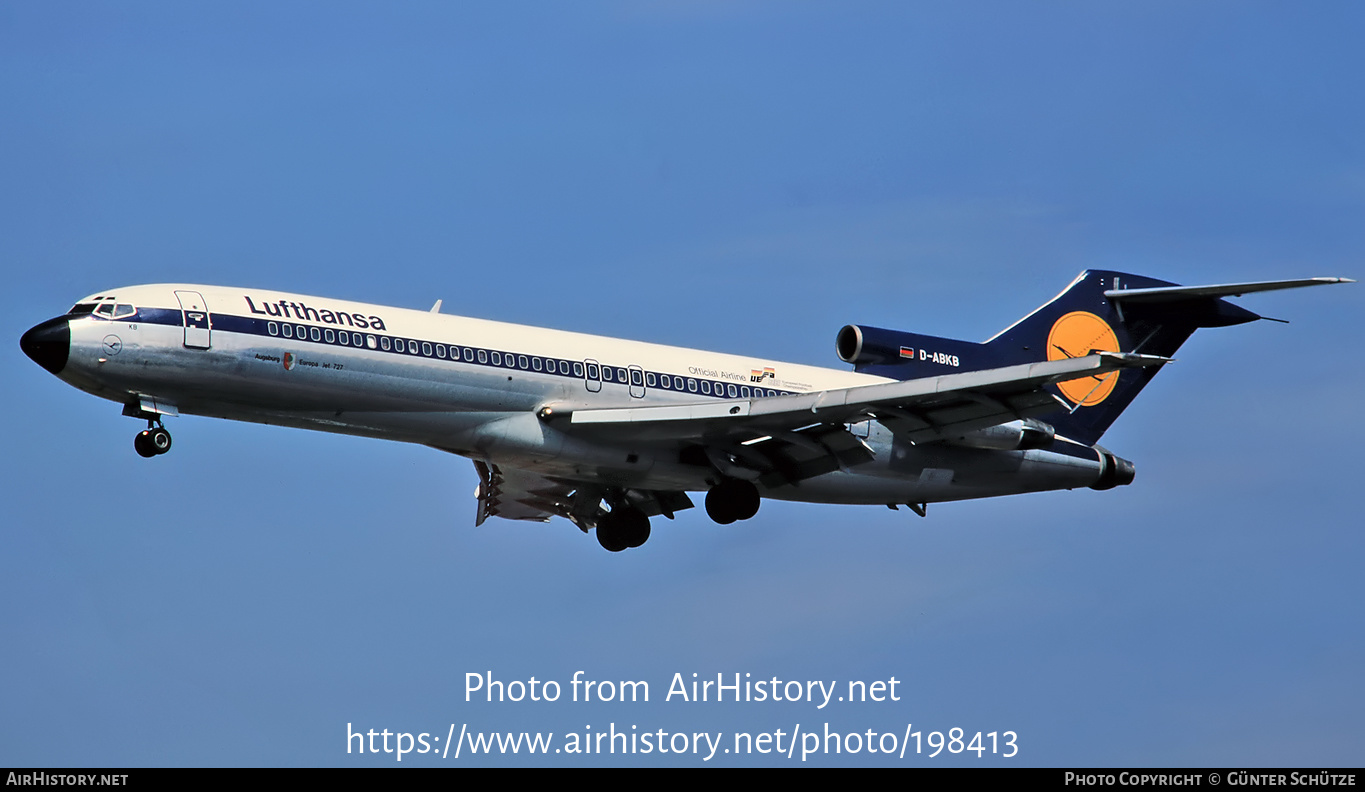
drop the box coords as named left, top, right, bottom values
left=550, top=352, right=1168, bottom=487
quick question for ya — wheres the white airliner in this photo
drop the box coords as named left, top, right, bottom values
left=20, top=270, right=1350, bottom=551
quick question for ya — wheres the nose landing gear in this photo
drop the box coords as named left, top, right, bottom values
left=134, top=421, right=172, bottom=458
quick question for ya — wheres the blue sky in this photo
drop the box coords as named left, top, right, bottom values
left=2, top=2, right=1361, bottom=767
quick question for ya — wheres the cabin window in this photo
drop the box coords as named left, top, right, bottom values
left=436, top=345, right=446, bottom=359
left=310, top=327, right=321, bottom=342
left=464, top=348, right=474, bottom=362
left=646, top=373, right=656, bottom=387
left=367, top=335, right=377, bottom=349
left=268, top=322, right=279, bottom=336
left=687, top=378, right=697, bottom=393
left=660, top=374, right=671, bottom=389
left=338, top=330, right=349, bottom=345
left=740, top=386, right=750, bottom=398
left=282, top=324, right=293, bottom=338
left=407, top=340, right=418, bottom=354
left=727, top=384, right=737, bottom=397
left=296, top=325, right=307, bottom=339
left=480, top=350, right=490, bottom=364
left=531, top=357, right=542, bottom=372
left=630, top=369, right=643, bottom=386
left=489, top=351, right=499, bottom=365
left=587, top=363, right=599, bottom=380
left=616, top=367, right=626, bottom=383
left=380, top=337, right=391, bottom=351
left=602, top=367, right=613, bottom=382
left=325, top=329, right=335, bottom=343
left=559, top=360, right=570, bottom=375
left=701, top=381, right=711, bottom=395
left=573, top=362, right=584, bottom=377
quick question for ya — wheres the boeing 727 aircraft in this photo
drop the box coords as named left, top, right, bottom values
left=20, top=270, right=1351, bottom=551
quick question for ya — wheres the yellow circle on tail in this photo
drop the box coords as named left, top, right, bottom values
left=1046, top=311, right=1121, bottom=406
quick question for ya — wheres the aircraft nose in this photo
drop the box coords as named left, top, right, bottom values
left=20, top=316, right=71, bottom=375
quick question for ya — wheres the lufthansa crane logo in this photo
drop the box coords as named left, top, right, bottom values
left=1046, top=311, right=1121, bottom=406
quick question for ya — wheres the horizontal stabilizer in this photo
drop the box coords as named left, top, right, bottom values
left=1105, top=277, right=1353, bottom=303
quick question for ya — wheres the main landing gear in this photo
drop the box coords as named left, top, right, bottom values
left=595, top=506, right=650, bottom=553
left=134, top=421, right=172, bottom=458
left=590, top=479, right=763, bottom=553
left=705, top=479, right=761, bottom=525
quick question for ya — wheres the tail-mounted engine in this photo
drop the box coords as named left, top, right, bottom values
left=836, top=324, right=983, bottom=372
left=1090, top=448, right=1136, bottom=490
left=836, top=324, right=909, bottom=366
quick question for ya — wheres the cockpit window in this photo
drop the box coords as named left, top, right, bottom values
left=85, top=297, right=136, bottom=320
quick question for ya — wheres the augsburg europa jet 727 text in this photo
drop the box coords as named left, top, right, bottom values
left=20, top=270, right=1352, bottom=552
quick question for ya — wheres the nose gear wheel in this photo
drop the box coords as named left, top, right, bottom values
left=134, top=421, right=172, bottom=458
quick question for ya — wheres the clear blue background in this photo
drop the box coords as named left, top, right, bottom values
left=2, top=2, right=1361, bottom=767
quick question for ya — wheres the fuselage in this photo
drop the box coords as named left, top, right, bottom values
left=23, top=283, right=1115, bottom=510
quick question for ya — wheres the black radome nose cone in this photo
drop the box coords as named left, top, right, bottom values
left=20, top=316, right=70, bottom=375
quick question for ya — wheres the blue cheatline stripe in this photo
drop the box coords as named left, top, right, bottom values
left=87, top=307, right=795, bottom=400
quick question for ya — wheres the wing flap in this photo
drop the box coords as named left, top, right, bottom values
left=470, top=460, right=694, bottom=527
left=473, top=460, right=572, bottom=525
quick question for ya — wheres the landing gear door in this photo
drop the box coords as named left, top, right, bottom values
left=174, top=290, right=211, bottom=349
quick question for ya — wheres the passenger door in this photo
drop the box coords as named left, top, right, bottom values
left=174, top=290, right=211, bottom=349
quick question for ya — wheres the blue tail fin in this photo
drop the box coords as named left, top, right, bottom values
left=838, top=270, right=1263, bottom=445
